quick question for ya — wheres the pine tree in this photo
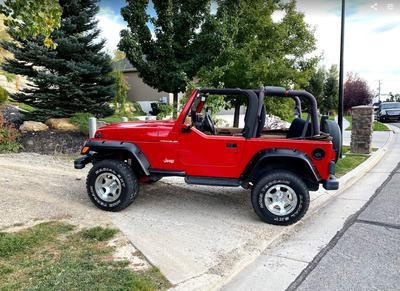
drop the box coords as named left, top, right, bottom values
left=1, top=0, right=114, bottom=120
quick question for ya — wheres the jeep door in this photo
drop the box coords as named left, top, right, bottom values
left=178, top=128, right=246, bottom=178
left=176, top=89, right=258, bottom=178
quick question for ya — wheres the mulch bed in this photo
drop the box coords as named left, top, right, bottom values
left=18, top=130, right=86, bottom=155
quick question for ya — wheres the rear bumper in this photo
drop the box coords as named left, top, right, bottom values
left=74, top=154, right=93, bottom=169
left=322, top=160, right=339, bottom=190
left=323, top=176, right=339, bottom=190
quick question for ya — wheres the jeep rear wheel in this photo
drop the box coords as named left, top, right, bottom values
left=86, top=159, right=139, bottom=211
left=251, top=170, right=310, bottom=225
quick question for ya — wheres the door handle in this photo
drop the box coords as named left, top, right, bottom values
left=226, top=143, right=237, bottom=148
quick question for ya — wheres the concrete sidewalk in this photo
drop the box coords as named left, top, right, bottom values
left=343, top=130, right=390, bottom=148
left=291, top=163, right=400, bottom=291
left=222, top=124, right=400, bottom=291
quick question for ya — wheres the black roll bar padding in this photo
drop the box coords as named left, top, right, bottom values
left=254, top=87, right=265, bottom=136
left=262, top=86, right=320, bottom=136
left=293, top=96, right=302, bottom=117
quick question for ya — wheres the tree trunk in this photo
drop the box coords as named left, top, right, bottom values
left=233, top=101, right=240, bottom=128
left=173, top=92, right=178, bottom=119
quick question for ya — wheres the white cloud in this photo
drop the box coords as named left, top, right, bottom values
left=96, top=7, right=126, bottom=55
left=298, top=1, right=400, bottom=95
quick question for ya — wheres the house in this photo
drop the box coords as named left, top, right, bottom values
left=113, top=59, right=173, bottom=113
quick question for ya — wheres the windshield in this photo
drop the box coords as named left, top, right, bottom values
left=380, top=103, right=400, bottom=109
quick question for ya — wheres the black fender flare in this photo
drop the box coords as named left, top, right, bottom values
left=241, top=148, right=320, bottom=186
left=75, top=140, right=151, bottom=175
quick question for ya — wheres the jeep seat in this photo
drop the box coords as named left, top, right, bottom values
left=287, top=118, right=311, bottom=138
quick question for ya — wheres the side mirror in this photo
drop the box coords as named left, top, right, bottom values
left=182, top=125, right=192, bottom=133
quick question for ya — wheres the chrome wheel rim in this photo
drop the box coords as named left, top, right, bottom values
left=264, top=184, right=298, bottom=216
left=94, top=172, right=122, bottom=202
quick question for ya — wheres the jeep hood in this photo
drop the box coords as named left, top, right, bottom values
left=94, top=119, right=176, bottom=141
left=100, top=119, right=175, bottom=129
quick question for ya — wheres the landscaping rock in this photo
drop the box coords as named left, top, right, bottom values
left=45, top=118, right=78, bottom=131
left=19, top=121, right=49, bottom=133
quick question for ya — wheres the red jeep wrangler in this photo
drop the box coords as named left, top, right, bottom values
left=75, top=87, right=341, bottom=225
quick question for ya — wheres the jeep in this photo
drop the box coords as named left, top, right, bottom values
left=75, top=86, right=341, bottom=225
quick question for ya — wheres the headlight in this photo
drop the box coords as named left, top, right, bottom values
left=380, top=110, right=386, bottom=115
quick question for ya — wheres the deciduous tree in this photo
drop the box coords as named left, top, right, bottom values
left=0, top=0, right=62, bottom=48
left=119, top=0, right=225, bottom=118
left=322, top=65, right=338, bottom=114
left=306, top=67, right=326, bottom=108
left=344, top=73, right=372, bottom=111
left=200, top=0, right=318, bottom=121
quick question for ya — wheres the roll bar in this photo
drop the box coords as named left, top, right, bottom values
left=198, top=86, right=319, bottom=137
left=256, top=86, right=320, bottom=136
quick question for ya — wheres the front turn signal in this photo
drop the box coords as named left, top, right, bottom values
left=81, top=146, right=90, bottom=154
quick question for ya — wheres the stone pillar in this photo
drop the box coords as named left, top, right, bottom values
left=350, top=106, right=374, bottom=154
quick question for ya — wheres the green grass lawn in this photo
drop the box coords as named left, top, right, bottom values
left=344, top=116, right=389, bottom=132
left=0, top=222, right=169, bottom=291
left=335, top=146, right=369, bottom=177
left=6, top=99, right=37, bottom=112
left=70, top=111, right=140, bottom=135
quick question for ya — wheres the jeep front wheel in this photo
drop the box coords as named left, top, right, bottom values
left=251, top=171, right=310, bottom=225
left=86, top=159, right=139, bottom=211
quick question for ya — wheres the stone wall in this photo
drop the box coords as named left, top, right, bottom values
left=350, top=106, right=374, bottom=154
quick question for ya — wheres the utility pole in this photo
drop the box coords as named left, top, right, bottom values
left=377, top=80, right=382, bottom=102
left=338, top=0, right=345, bottom=157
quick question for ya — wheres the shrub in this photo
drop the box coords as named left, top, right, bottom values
left=156, top=103, right=173, bottom=120
left=0, top=108, right=22, bottom=153
left=130, top=101, right=145, bottom=115
left=0, top=86, right=9, bottom=103
left=70, top=112, right=93, bottom=135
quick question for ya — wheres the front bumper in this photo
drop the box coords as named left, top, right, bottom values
left=380, top=114, right=400, bottom=120
left=74, top=154, right=93, bottom=169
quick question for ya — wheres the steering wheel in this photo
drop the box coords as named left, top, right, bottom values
left=203, top=110, right=216, bottom=135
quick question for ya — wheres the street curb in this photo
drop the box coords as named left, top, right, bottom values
left=211, top=128, right=395, bottom=291
left=334, top=126, right=394, bottom=195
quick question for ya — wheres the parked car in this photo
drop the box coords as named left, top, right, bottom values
left=377, top=102, right=400, bottom=122
left=75, top=87, right=341, bottom=225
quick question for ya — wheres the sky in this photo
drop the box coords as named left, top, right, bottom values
left=98, top=0, right=400, bottom=96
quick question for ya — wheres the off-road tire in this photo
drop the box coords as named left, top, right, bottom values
left=86, top=159, right=139, bottom=212
left=251, top=170, right=310, bottom=226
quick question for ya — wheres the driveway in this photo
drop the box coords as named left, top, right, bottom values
left=0, top=153, right=337, bottom=289
left=0, top=154, right=110, bottom=229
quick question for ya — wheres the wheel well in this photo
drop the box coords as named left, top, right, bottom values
left=92, top=150, right=146, bottom=176
left=248, top=157, right=319, bottom=191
